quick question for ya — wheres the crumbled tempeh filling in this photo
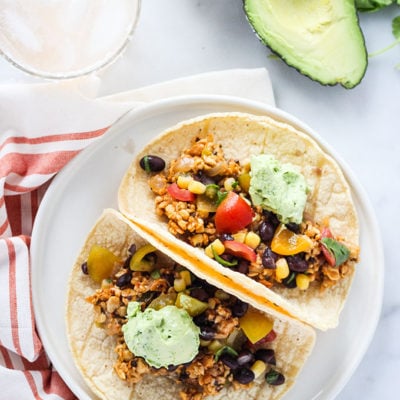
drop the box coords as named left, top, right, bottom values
left=147, top=134, right=359, bottom=291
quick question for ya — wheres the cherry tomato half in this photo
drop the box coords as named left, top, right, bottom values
left=167, top=183, right=196, bottom=202
left=223, top=240, right=257, bottom=263
left=320, top=244, right=336, bottom=267
left=320, top=226, right=336, bottom=266
left=215, top=191, right=253, bottom=233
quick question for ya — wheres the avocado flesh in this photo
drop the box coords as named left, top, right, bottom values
left=244, top=0, right=367, bottom=88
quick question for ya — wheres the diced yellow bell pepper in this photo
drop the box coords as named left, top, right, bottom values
left=87, top=245, right=121, bottom=283
left=129, top=244, right=157, bottom=271
left=271, top=224, right=313, bottom=256
left=239, top=308, right=273, bottom=344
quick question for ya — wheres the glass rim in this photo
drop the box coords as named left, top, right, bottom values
left=0, top=0, right=141, bottom=80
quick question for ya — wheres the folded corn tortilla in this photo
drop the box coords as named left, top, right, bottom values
left=66, top=208, right=315, bottom=400
left=118, top=112, right=359, bottom=330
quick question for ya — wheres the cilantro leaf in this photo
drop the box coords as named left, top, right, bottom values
left=393, top=15, right=400, bottom=40
left=321, top=238, right=350, bottom=267
left=355, top=0, right=394, bottom=12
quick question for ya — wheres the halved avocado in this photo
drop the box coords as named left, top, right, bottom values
left=244, top=0, right=368, bottom=88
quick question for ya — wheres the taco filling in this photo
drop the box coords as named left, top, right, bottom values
left=82, top=241, right=288, bottom=400
left=140, top=134, right=359, bottom=292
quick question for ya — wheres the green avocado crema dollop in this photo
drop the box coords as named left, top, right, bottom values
left=122, top=302, right=200, bottom=369
left=249, top=154, right=308, bottom=224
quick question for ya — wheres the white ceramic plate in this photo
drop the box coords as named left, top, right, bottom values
left=31, top=95, right=383, bottom=400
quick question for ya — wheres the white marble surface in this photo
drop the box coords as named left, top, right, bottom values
left=1, top=0, right=398, bottom=398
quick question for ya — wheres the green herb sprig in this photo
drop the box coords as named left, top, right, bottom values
left=356, top=1, right=400, bottom=67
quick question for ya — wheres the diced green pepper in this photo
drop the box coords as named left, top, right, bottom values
left=175, top=292, right=209, bottom=317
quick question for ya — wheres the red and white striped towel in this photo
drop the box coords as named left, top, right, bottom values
left=0, top=68, right=274, bottom=399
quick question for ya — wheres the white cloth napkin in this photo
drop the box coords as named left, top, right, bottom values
left=0, top=68, right=274, bottom=399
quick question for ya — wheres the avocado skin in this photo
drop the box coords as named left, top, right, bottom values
left=243, top=0, right=368, bottom=89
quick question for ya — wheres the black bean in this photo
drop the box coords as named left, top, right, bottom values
left=263, top=211, right=280, bottom=229
left=259, top=221, right=275, bottom=243
left=265, top=369, right=285, bottom=386
left=219, top=354, right=239, bottom=370
left=194, top=171, right=215, bottom=186
left=81, top=262, right=88, bottom=274
left=287, top=254, right=308, bottom=272
left=190, top=287, right=209, bottom=302
left=286, top=222, right=300, bottom=233
left=262, top=247, right=278, bottom=269
left=116, top=271, right=132, bottom=288
left=232, top=300, right=249, bottom=318
left=193, top=313, right=213, bottom=327
left=255, top=349, right=276, bottom=365
left=123, top=254, right=133, bottom=270
left=219, top=233, right=234, bottom=242
left=237, top=350, right=255, bottom=366
left=236, top=260, right=249, bottom=275
left=139, top=155, right=166, bottom=173
left=194, top=278, right=216, bottom=296
left=199, top=326, right=216, bottom=340
left=128, top=244, right=137, bottom=255
left=161, top=271, right=175, bottom=286
left=219, top=254, right=235, bottom=263
left=233, top=367, right=255, bottom=384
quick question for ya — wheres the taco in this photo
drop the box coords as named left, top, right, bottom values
left=118, top=112, right=360, bottom=330
left=66, top=208, right=315, bottom=400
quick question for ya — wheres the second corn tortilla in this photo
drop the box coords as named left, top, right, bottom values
left=66, top=208, right=316, bottom=400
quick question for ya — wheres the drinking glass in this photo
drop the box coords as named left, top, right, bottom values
left=0, top=0, right=141, bottom=79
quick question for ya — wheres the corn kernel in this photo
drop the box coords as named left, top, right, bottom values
left=180, top=270, right=192, bottom=286
left=177, top=175, right=193, bottom=189
left=232, top=231, right=247, bottom=243
left=224, top=177, right=237, bottom=191
left=296, top=273, right=310, bottom=290
left=205, top=244, right=214, bottom=258
left=174, top=277, right=187, bottom=292
left=275, top=258, right=290, bottom=281
left=251, top=360, right=267, bottom=379
left=188, top=180, right=206, bottom=195
left=210, top=239, right=225, bottom=255
left=244, top=231, right=261, bottom=249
